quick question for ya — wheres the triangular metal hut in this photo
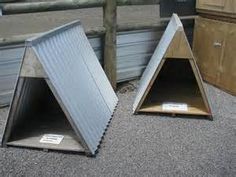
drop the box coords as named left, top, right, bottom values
left=2, top=21, right=118, bottom=155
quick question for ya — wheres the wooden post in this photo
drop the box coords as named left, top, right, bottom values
left=103, top=0, right=117, bottom=89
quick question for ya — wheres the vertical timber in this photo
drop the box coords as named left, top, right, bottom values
left=103, top=0, right=117, bottom=89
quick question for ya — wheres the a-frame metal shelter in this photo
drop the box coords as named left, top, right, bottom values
left=2, top=21, right=118, bottom=155
left=133, top=14, right=212, bottom=118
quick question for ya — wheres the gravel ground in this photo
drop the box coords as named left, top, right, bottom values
left=0, top=81, right=235, bottom=177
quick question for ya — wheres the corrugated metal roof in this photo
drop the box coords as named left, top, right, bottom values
left=32, top=20, right=118, bottom=154
left=133, top=14, right=183, bottom=112
left=3, top=21, right=118, bottom=155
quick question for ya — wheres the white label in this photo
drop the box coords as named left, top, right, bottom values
left=162, top=103, right=188, bottom=111
left=40, top=134, right=64, bottom=144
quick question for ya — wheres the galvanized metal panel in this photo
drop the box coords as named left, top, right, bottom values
left=116, top=30, right=162, bottom=82
left=88, top=37, right=103, bottom=61
left=0, top=45, right=24, bottom=106
left=133, top=14, right=183, bottom=112
left=0, top=46, right=24, bottom=60
left=0, top=60, right=22, bottom=79
left=117, top=30, right=163, bottom=44
left=72, top=26, right=118, bottom=113
left=117, top=66, right=146, bottom=82
left=27, top=21, right=117, bottom=154
left=0, top=75, right=17, bottom=93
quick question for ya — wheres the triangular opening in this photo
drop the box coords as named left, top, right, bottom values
left=139, top=58, right=209, bottom=116
left=6, top=78, right=84, bottom=152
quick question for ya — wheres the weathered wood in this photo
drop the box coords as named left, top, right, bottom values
left=0, top=0, right=15, bottom=2
left=0, top=0, right=104, bottom=15
left=196, top=0, right=236, bottom=18
left=199, top=12, right=236, bottom=23
left=193, top=17, right=236, bottom=95
left=117, top=0, right=160, bottom=6
left=0, top=0, right=160, bottom=15
left=103, top=0, right=117, bottom=89
left=197, top=9, right=236, bottom=20
left=160, top=15, right=198, bottom=22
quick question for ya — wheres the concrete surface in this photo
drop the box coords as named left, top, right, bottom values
left=0, top=81, right=235, bottom=177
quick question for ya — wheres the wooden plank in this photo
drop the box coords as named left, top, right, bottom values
left=1, top=0, right=160, bottom=15
left=196, top=0, right=236, bottom=18
left=1, top=0, right=104, bottom=15
left=193, top=17, right=227, bottom=83
left=198, top=9, right=236, bottom=20
left=217, top=21, right=236, bottom=95
left=160, top=15, right=198, bottom=22
left=140, top=100, right=210, bottom=116
left=103, top=0, right=117, bottom=89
